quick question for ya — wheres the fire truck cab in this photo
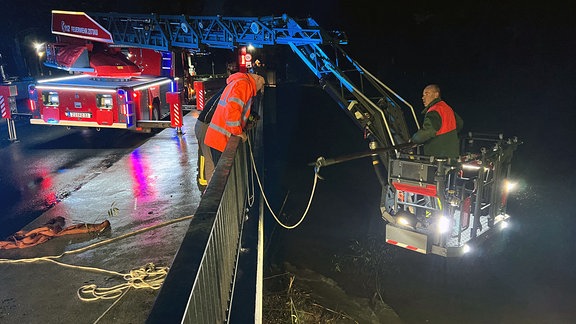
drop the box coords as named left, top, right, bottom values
left=29, top=74, right=174, bottom=131
left=28, top=11, right=184, bottom=132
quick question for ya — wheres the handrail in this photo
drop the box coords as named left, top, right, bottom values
left=146, top=136, right=252, bottom=323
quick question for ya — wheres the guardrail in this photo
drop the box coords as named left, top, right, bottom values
left=146, top=135, right=253, bottom=323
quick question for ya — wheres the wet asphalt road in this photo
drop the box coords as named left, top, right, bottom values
left=0, top=112, right=203, bottom=323
left=0, top=117, right=155, bottom=238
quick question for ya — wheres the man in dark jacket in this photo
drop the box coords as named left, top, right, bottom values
left=194, top=87, right=224, bottom=189
left=411, top=84, right=463, bottom=159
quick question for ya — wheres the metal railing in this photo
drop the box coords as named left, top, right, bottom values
left=146, top=136, right=252, bottom=323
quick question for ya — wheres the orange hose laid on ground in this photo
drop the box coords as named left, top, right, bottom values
left=0, top=216, right=110, bottom=250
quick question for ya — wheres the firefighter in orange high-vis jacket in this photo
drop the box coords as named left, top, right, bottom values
left=411, top=84, right=463, bottom=159
left=204, top=72, right=265, bottom=165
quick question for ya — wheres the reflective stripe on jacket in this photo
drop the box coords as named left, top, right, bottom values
left=204, top=73, right=257, bottom=152
left=427, top=101, right=456, bottom=135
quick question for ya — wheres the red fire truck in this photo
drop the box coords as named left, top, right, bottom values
left=27, top=10, right=206, bottom=132
left=28, top=10, right=278, bottom=132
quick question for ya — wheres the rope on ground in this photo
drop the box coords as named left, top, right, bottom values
left=0, top=214, right=194, bottom=264
left=0, top=214, right=193, bottom=322
left=77, top=262, right=168, bottom=301
left=91, top=287, right=131, bottom=324
left=247, top=138, right=320, bottom=229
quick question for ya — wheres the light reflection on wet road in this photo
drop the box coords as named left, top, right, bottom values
left=0, top=118, right=154, bottom=237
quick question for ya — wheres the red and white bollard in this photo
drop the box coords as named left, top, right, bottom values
left=167, top=92, right=183, bottom=134
left=0, top=85, right=18, bottom=142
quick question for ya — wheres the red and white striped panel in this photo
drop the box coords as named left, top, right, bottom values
left=172, top=103, right=181, bottom=127
left=193, top=81, right=205, bottom=111
left=0, top=95, right=7, bottom=119
left=386, top=239, right=427, bottom=254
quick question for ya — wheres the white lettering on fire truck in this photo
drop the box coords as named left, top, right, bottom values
left=71, top=26, right=98, bottom=36
left=61, top=21, right=71, bottom=33
left=60, top=21, right=98, bottom=36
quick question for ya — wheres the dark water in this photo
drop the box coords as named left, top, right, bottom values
left=263, top=83, right=576, bottom=323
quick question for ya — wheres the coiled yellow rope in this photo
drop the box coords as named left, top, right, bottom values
left=0, top=214, right=193, bottom=323
left=77, top=262, right=169, bottom=301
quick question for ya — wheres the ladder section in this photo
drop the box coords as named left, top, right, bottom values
left=87, top=12, right=346, bottom=51
left=87, top=12, right=170, bottom=50
left=288, top=41, right=418, bottom=156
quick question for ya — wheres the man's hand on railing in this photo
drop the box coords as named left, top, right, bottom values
left=236, top=132, right=248, bottom=142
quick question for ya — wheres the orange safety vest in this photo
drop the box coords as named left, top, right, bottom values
left=204, top=73, right=257, bottom=152
left=427, top=101, right=456, bottom=135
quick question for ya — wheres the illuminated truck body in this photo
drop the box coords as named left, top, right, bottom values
left=27, top=11, right=183, bottom=132
left=29, top=74, right=175, bottom=131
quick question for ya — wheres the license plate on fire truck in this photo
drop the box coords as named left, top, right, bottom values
left=66, top=111, right=92, bottom=118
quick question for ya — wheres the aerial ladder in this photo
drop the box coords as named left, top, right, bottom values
left=81, top=11, right=419, bottom=172
left=47, top=11, right=519, bottom=257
